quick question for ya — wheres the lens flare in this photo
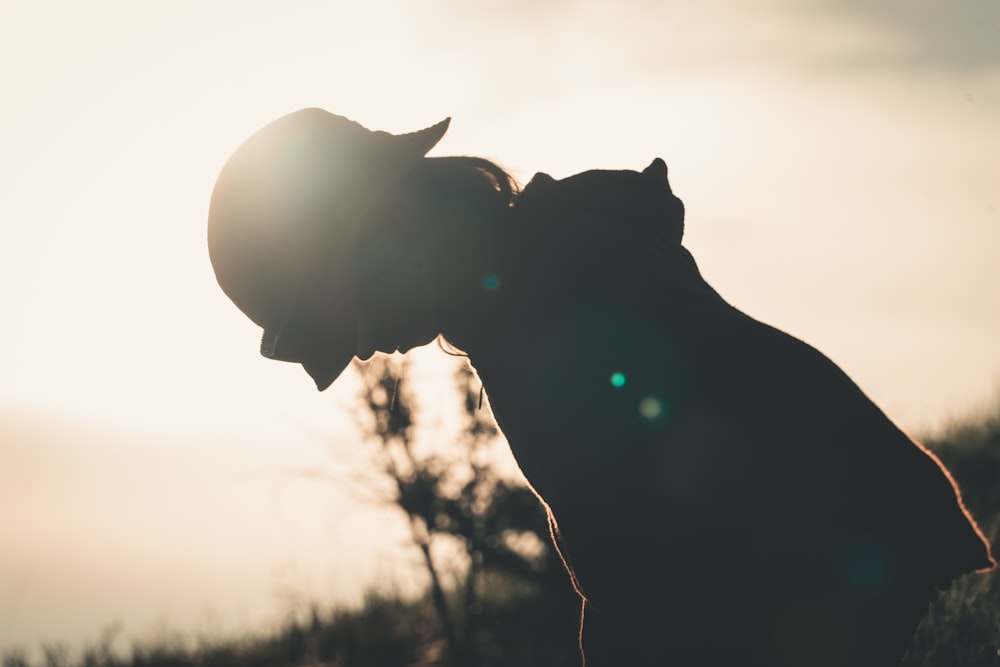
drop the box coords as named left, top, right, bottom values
left=638, top=396, right=666, bottom=423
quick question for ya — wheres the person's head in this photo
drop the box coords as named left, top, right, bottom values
left=350, top=154, right=516, bottom=359
left=208, top=109, right=513, bottom=390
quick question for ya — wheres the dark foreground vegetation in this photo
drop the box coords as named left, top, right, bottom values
left=5, top=362, right=998, bottom=666
left=900, top=405, right=1000, bottom=667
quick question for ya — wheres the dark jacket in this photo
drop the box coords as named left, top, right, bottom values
left=450, top=161, right=994, bottom=666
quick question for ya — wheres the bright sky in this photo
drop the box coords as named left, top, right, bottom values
left=2, top=0, right=999, bottom=655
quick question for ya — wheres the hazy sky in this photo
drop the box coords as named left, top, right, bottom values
left=2, top=0, right=998, bottom=655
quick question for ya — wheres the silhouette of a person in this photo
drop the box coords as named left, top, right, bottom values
left=208, top=109, right=994, bottom=666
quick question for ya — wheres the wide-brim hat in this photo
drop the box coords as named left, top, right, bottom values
left=208, top=108, right=450, bottom=389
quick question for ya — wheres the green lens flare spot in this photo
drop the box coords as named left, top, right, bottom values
left=610, top=372, right=627, bottom=388
left=482, top=274, right=500, bottom=291
left=638, top=396, right=666, bottom=423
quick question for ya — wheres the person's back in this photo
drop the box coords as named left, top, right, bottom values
left=207, top=110, right=994, bottom=666
left=457, top=161, right=993, bottom=665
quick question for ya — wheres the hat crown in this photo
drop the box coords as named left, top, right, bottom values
left=207, top=109, right=449, bottom=331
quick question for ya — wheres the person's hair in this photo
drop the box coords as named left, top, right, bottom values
left=356, top=155, right=517, bottom=275
left=360, top=156, right=517, bottom=352
left=409, top=155, right=518, bottom=215
left=403, top=155, right=519, bottom=283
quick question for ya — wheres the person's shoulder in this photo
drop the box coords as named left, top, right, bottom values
left=512, top=160, right=686, bottom=258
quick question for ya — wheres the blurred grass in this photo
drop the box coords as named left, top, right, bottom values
left=1, top=584, right=579, bottom=667
left=4, top=399, right=998, bottom=667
